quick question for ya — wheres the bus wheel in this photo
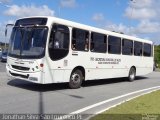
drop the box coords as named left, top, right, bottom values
left=69, top=69, right=83, bottom=89
left=128, top=67, right=136, bottom=82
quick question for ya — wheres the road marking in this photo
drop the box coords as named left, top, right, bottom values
left=70, top=86, right=160, bottom=114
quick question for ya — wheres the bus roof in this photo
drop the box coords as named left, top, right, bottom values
left=18, top=16, right=153, bottom=44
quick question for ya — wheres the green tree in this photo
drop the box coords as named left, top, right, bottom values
left=154, top=45, right=160, bottom=68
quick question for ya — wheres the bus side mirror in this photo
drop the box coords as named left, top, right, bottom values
left=4, top=24, right=14, bottom=51
left=5, top=29, right=7, bottom=37
left=5, top=24, right=14, bottom=37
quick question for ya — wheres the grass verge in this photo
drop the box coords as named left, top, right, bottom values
left=90, top=90, right=160, bottom=120
left=156, top=68, right=160, bottom=72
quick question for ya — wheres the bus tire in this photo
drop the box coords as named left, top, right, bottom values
left=128, top=67, right=136, bottom=82
left=69, top=69, right=83, bottom=89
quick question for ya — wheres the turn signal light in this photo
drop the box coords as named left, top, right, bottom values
left=40, top=63, right=44, bottom=67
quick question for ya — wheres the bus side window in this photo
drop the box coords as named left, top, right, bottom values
left=108, top=36, right=121, bottom=54
left=72, top=28, right=89, bottom=51
left=90, top=32, right=107, bottom=53
left=122, top=39, right=133, bottom=55
left=49, top=30, right=54, bottom=48
left=90, top=41, right=94, bottom=51
left=85, top=34, right=89, bottom=51
left=72, top=38, right=76, bottom=50
left=134, top=41, right=142, bottom=56
left=143, top=43, right=151, bottom=57
left=54, top=31, right=64, bottom=49
left=49, top=24, right=70, bottom=61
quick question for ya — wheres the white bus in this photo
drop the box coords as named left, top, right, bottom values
left=6, top=16, right=153, bottom=89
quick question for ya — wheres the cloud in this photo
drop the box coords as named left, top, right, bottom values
left=125, top=7, right=156, bottom=20
left=122, top=0, right=160, bottom=44
left=124, top=0, right=160, bottom=33
left=60, top=0, right=76, bottom=8
left=4, top=20, right=14, bottom=24
left=0, top=0, right=11, bottom=3
left=104, top=20, right=160, bottom=44
left=0, top=0, right=12, bottom=7
left=92, top=13, right=104, bottom=22
left=3, top=5, right=55, bottom=17
left=130, top=0, right=152, bottom=8
left=105, top=20, right=160, bottom=35
left=124, top=0, right=160, bottom=20
left=105, top=22, right=135, bottom=36
left=133, top=20, right=160, bottom=34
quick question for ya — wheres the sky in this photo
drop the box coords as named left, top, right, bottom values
left=0, top=0, right=160, bottom=44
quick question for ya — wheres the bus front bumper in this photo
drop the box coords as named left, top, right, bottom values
left=6, top=65, right=44, bottom=84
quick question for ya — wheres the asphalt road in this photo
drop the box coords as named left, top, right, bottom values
left=0, top=62, right=160, bottom=119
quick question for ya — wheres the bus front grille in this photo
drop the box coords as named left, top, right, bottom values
left=9, top=71, right=29, bottom=79
left=11, top=65, right=30, bottom=71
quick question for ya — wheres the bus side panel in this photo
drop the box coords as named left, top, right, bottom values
left=136, top=57, right=153, bottom=76
left=43, top=56, right=72, bottom=84
left=86, top=68, right=129, bottom=80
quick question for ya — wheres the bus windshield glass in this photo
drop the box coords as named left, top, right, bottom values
left=8, top=26, right=48, bottom=59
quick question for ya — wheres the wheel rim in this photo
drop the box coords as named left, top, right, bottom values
left=130, top=69, right=135, bottom=80
left=71, top=73, right=81, bottom=85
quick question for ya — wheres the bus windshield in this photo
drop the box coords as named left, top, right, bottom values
left=8, top=26, right=48, bottom=59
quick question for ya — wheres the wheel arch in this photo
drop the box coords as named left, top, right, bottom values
left=128, top=66, right=136, bottom=82
left=72, top=66, right=85, bottom=80
left=131, top=66, right=136, bottom=72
